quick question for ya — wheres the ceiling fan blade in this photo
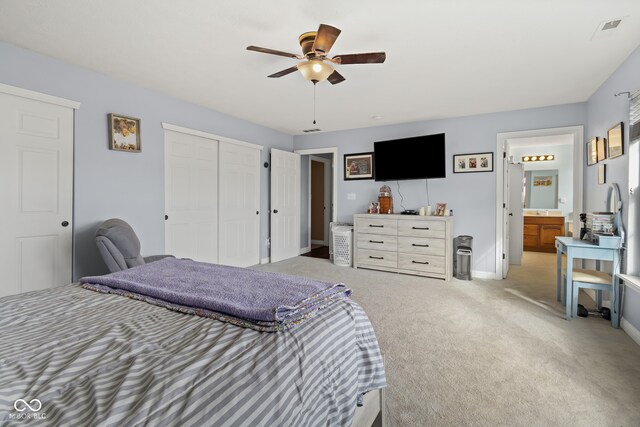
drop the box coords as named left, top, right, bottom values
left=247, top=45, right=299, bottom=59
left=268, top=66, right=299, bottom=78
left=327, top=70, right=346, bottom=85
left=312, top=24, right=341, bottom=54
left=333, top=52, right=386, bottom=64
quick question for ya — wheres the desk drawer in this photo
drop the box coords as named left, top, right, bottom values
left=357, top=233, right=398, bottom=251
left=398, top=253, right=445, bottom=274
left=356, top=218, right=397, bottom=236
left=357, top=249, right=397, bottom=269
left=398, top=236, right=445, bottom=256
left=397, top=219, right=446, bottom=238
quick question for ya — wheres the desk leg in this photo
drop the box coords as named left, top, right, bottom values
left=612, top=251, right=621, bottom=328
left=556, top=245, right=562, bottom=303
left=565, top=247, right=573, bottom=320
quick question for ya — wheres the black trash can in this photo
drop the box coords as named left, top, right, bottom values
left=454, top=235, right=473, bottom=280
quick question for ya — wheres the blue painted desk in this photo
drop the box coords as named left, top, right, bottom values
left=555, top=236, right=621, bottom=328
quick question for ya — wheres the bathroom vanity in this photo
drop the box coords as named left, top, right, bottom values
left=523, top=213, right=565, bottom=253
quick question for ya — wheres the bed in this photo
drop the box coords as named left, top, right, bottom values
left=0, top=261, right=386, bottom=426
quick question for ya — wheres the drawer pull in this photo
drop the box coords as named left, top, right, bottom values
left=369, top=256, right=384, bottom=260
left=412, top=226, right=430, bottom=230
left=412, top=260, right=429, bottom=265
left=412, top=243, right=429, bottom=247
left=369, top=224, right=384, bottom=228
left=369, top=240, right=384, bottom=244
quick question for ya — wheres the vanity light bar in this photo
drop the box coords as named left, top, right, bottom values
left=522, top=154, right=555, bottom=162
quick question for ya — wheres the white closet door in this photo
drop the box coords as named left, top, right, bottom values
left=0, top=92, right=74, bottom=297
left=218, top=141, right=261, bottom=267
left=164, top=130, right=218, bottom=263
left=270, top=149, right=300, bottom=263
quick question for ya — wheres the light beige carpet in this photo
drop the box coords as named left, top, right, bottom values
left=254, top=252, right=640, bottom=426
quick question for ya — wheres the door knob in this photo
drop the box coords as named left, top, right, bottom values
left=273, top=209, right=279, bottom=213
left=509, top=213, right=513, bottom=216
left=61, top=221, right=69, bottom=227
left=165, top=215, right=169, bottom=220
left=256, top=211, right=259, bottom=215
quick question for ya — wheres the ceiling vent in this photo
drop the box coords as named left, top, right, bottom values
left=592, top=17, right=625, bottom=40
left=302, top=128, right=322, bottom=133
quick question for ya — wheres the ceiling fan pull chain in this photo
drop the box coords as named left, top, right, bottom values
left=313, top=82, right=317, bottom=124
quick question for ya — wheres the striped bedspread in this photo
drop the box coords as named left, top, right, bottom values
left=0, top=284, right=386, bottom=426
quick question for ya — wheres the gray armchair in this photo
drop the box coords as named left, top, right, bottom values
left=95, top=218, right=174, bottom=273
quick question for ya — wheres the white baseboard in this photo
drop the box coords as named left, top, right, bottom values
left=260, top=257, right=270, bottom=265
left=300, top=246, right=310, bottom=254
left=472, top=270, right=499, bottom=280
left=621, top=317, right=640, bottom=347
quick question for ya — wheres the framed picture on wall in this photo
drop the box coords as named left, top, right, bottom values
left=596, top=137, right=607, bottom=162
left=586, top=137, right=598, bottom=166
left=453, top=152, right=493, bottom=173
left=108, top=113, right=141, bottom=152
left=344, top=152, right=374, bottom=180
left=607, top=122, right=624, bottom=159
left=598, top=164, right=606, bottom=185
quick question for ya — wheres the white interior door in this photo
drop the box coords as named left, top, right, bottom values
left=502, top=153, right=510, bottom=278
left=0, top=91, right=74, bottom=297
left=164, top=130, right=218, bottom=263
left=508, top=163, right=525, bottom=265
left=271, top=149, right=300, bottom=263
left=218, top=141, right=261, bottom=267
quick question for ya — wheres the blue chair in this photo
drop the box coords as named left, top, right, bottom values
left=562, top=268, right=620, bottom=326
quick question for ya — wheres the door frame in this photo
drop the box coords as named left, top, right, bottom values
left=495, top=125, right=583, bottom=279
left=309, top=155, right=332, bottom=247
left=294, top=147, right=338, bottom=253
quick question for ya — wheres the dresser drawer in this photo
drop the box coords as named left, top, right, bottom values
left=397, top=236, right=445, bottom=256
left=356, top=217, right=397, bottom=236
left=397, top=219, right=446, bottom=238
left=357, top=233, right=398, bottom=251
left=398, top=253, right=445, bottom=274
left=357, top=249, right=397, bottom=269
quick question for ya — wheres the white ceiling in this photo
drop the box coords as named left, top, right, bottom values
left=1, top=0, right=639, bottom=135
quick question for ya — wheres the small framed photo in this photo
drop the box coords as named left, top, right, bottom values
left=596, top=137, right=607, bottom=162
left=344, top=152, right=374, bottom=180
left=368, top=202, right=381, bottom=214
left=108, top=113, right=141, bottom=152
left=607, top=122, right=624, bottom=159
left=598, top=164, right=606, bottom=185
left=453, top=152, right=493, bottom=173
left=434, top=202, right=447, bottom=216
left=586, top=137, right=598, bottom=166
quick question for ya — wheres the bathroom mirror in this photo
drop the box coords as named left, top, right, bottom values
left=524, top=169, right=559, bottom=209
left=605, top=183, right=625, bottom=241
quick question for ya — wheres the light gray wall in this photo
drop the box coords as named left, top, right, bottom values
left=585, top=45, right=640, bottom=329
left=0, top=41, right=293, bottom=279
left=294, top=103, right=587, bottom=273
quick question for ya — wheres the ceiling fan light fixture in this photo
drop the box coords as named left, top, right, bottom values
left=297, top=60, right=334, bottom=82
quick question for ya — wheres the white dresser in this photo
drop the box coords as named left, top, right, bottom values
left=353, top=214, right=453, bottom=280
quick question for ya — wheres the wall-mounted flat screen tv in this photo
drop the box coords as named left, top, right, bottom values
left=374, top=133, right=446, bottom=181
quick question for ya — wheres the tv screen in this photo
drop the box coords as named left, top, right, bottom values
left=374, top=133, right=446, bottom=181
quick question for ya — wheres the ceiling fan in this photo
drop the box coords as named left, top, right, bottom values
left=246, top=24, right=386, bottom=85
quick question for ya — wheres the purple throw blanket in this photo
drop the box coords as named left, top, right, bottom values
left=80, top=258, right=351, bottom=331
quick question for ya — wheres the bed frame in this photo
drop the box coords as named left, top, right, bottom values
left=352, top=386, right=386, bottom=427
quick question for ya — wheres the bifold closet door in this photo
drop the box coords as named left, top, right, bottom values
left=218, top=141, right=261, bottom=267
left=164, top=130, right=218, bottom=263
left=0, top=91, right=73, bottom=297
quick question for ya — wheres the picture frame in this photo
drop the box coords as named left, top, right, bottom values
left=596, top=137, right=607, bottom=162
left=586, top=137, right=598, bottom=166
left=453, top=152, right=493, bottom=173
left=108, top=113, right=141, bottom=152
left=344, top=152, right=374, bottom=180
left=598, top=164, right=606, bottom=185
left=607, top=122, right=624, bottom=159
left=434, top=202, right=447, bottom=216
